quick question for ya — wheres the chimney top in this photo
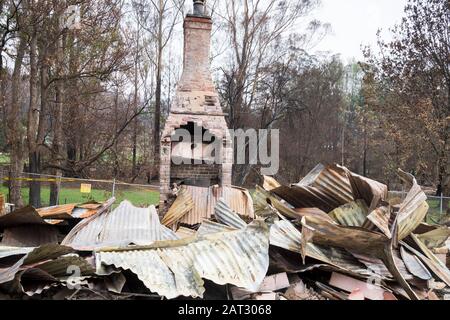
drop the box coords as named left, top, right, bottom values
left=192, top=0, right=207, bottom=17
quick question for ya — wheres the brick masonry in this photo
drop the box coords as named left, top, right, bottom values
left=159, top=13, right=233, bottom=212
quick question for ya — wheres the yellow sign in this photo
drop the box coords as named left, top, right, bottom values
left=80, top=183, right=92, bottom=193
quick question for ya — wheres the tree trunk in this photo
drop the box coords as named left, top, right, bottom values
left=8, top=35, right=26, bottom=207
left=49, top=35, right=64, bottom=206
left=27, top=30, right=41, bottom=207
left=153, top=45, right=162, bottom=179
left=153, top=2, right=163, bottom=180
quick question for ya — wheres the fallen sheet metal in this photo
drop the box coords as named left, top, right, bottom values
left=269, top=220, right=302, bottom=254
left=272, top=164, right=354, bottom=213
left=0, top=206, right=53, bottom=227
left=0, top=244, right=75, bottom=285
left=96, top=220, right=270, bottom=299
left=328, top=200, right=369, bottom=227
left=400, top=246, right=432, bottom=280
left=263, top=176, right=281, bottom=191
left=178, top=185, right=255, bottom=225
left=62, top=200, right=179, bottom=250
left=301, top=215, right=388, bottom=258
left=408, top=234, right=450, bottom=286
left=366, top=206, right=392, bottom=238
left=396, top=170, right=429, bottom=240
left=175, top=227, right=197, bottom=239
left=36, top=204, right=77, bottom=219
left=345, top=169, right=388, bottom=207
left=1, top=225, right=59, bottom=247
left=161, top=187, right=194, bottom=227
left=417, top=227, right=450, bottom=249
left=253, top=185, right=300, bottom=219
left=196, top=220, right=236, bottom=236
left=214, top=199, right=247, bottom=229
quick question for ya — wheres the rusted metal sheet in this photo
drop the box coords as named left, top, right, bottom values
left=214, top=199, right=247, bottom=229
left=96, top=221, right=270, bottom=299
left=269, top=220, right=302, bottom=254
left=366, top=206, right=392, bottom=238
left=301, top=215, right=388, bottom=258
left=345, top=170, right=388, bottom=207
left=254, top=185, right=299, bottom=219
left=36, top=204, right=76, bottom=219
left=274, top=164, right=354, bottom=213
left=0, top=206, right=52, bottom=227
left=62, top=200, right=178, bottom=250
left=400, top=246, right=432, bottom=280
left=2, top=225, right=59, bottom=247
left=161, top=187, right=194, bottom=227
left=262, top=176, right=281, bottom=191
left=417, top=227, right=450, bottom=249
left=175, top=226, right=196, bottom=239
left=328, top=200, right=369, bottom=227
left=408, top=234, right=450, bottom=286
left=197, top=220, right=236, bottom=236
left=179, top=185, right=254, bottom=225
left=396, top=170, right=429, bottom=240
left=179, top=185, right=214, bottom=225
left=0, top=244, right=74, bottom=285
left=222, top=186, right=254, bottom=218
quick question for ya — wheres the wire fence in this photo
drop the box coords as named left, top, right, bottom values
left=1, top=171, right=449, bottom=225
left=0, top=171, right=160, bottom=210
left=389, top=191, right=450, bottom=225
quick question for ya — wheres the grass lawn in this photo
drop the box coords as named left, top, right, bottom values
left=0, top=185, right=159, bottom=208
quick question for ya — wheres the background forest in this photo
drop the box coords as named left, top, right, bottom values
left=0, top=0, right=448, bottom=207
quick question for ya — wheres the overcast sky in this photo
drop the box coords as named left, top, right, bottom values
left=310, top=0, right=408, bottom=62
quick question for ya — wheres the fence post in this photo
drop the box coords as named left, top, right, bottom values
left=57, top=175, right=62, bottom=205
left=112, top=178, right=116, bottom=198
left=440, top=192, right=444, bottom=217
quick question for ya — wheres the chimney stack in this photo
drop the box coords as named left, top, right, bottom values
left=159, top=0, right=233, bottom=214
left=193, top=0, right=206, bottom=16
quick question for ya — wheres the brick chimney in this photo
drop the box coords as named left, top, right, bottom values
left=159, top=0, right=233, bottom=213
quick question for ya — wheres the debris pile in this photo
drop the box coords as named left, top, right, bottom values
left=0, top=164, right=449, bottom=300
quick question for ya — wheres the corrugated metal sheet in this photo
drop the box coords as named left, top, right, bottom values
left=175, top=226, right=196, bottom=239
left=179, top=185, right=254, bottom=225
left=301, top=215, right=388, bottom=258
left=366, top=206, right=392, bottom=238
left=180, top=185, right=213, bottom=225
left=350, top=251, right=414, bottom=280
left=0, top=206, right=52, bottom=227
left=269, top=220, right=302, bottom=253
left=262, top=176, right=281, bottom=191
left=197, top=220, right=236, bottom=236
left=0, top=244, right=74, bottom=285
left=96, top=220, right=270, bottom=299
left=214, top=199, right=247, bottom=229
left=2, top=225, right=59, bottom=247
left=222, top=186, right=254, bottom=218
left=396, top=170, right=429, bottom=240
left=254, top=185, right=300, bottom=219
left=346, top=170, right=388, bottom=207
left=161, top=187, right=194, bottom=226
left=328, top=200, right=369, bottom=227
left=272, top=164, right=354, bottom=213
left=62, top=200, right=179, bottom=250
left=37, top=204, right=76, bottom=219
left=0, top=246, right=34, bottom=259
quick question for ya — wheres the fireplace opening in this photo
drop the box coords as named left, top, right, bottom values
left=170, top=122, right=221, bottom=187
